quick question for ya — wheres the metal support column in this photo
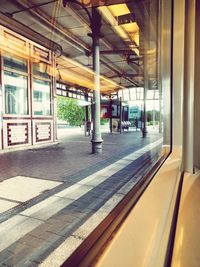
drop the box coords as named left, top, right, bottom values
left=85, top=91, right=89, bottom=122
left=109, top=97, right=112, bottom=133
left=119, top=97, right=122, bottom=134
left=62, top=0, right=102, bottom=153
left=142, top=53, right=148, bottom=138
left=84, top=91, right=90, bottom=136
left=90, top=8, right=103, bottom=153
left=142, top=6, right=150, bottom=138
left=158, top=88, right=162, bottom=133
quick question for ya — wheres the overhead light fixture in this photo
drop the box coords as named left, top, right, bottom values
left=115, top=12, right=135, bottom=25
left=98, top=4, right=140, bottom=55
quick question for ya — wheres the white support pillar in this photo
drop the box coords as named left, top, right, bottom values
left=194, top=0, right=200, bottom=169
left=182, top=0, right=195, bottom=173
left=160, top=0, right=173, bottom=149
left=172, top=0, right=184, bottom=149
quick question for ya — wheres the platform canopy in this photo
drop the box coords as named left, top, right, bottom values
left=0, top=0, right=158, bottom=94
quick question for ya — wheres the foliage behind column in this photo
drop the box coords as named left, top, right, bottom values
left=57, top=96, right=85, bottom=127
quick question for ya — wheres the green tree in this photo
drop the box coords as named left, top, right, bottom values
left=147, top=110, right=161, bottom=122
left=57, top=96, right=85, bottom=126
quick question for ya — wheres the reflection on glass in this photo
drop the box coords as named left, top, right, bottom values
left=4, top=71, right=28, bottom=115
left=33, top=62, right=50, bottom=79
left=112, top=104, right=118, bottom=117
left=33, top=79, right=51, bottom=115
left=3, top=54, right=27, bottom=73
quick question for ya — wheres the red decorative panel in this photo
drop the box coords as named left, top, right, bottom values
left=7, top=123, right=28, bottom=146
left=101, top=105, right=111, bottom=118
left=35, top=122, right=51, bottom=142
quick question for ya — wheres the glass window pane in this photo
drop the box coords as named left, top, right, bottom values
left=33, top=62, right=50, bottom=79
left=112, top=104, right=118, bottom=117
left=3, top=54, right=27, bottom=73
left=33, top=79, right=51, bottom=115
left=4, top=71, right=28, bottom=115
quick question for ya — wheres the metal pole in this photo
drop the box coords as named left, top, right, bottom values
left=85, top=92, right=89, bottom=122
left=91, top=8, right=103, bottom=153
left=120, top=97, right=122, bottom=134
left=84, top=91, right=89, bottom=136
left=158, top=88, right=162, bottom=133
left=109, top=97, right=112, bottom=133
left=142, top=11, right=149, bottom=138
left=142, top=54, right=148, bottom=138
left=91, top=98, right=94, bottom=122
left=152, top=89, right=156, bottom=128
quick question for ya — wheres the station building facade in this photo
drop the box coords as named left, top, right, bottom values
left=0, top=26, right=57, bottom=151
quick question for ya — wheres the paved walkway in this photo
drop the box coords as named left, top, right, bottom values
left=0, top=127, right=162, bottom=266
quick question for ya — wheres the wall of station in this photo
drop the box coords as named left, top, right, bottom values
left=0, top=26, right=56, bottom=151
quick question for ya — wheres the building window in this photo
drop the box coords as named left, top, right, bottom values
left=3, top=54, right=27, bottom=73
left=32, top=61, right=52, bottom=116
left=3, top=53, right=28, bottom=115
left=33, top=79, right=51, bottom=116
left=32, top=62, right=50, bottom=80
left=3, top=71, right=28, bottom=115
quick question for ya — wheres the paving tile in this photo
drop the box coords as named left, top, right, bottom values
left=117, top=176, right=142, bottom=195
left=0, top=131, right=162, bottom=266
left=0, top=176, right=61, bottom=202
left=28, top=240, right=64, bottom=265
left=36, top=231, right=63, bottom=242
left=0, top=250, right=13, bottom=265
left=72, top=197, right=105, bottom=212
left=45, top=217, right=67, bottom=226
left=27, top=223, right=52, bottom=238
left=71, top=195, right=124, bottom=240
left=0, top=199, right=18, bottom=213
left=21, top=196, right=74, bottom=221
left=0, top=215, right=43, bottom=252
left=38, top=236, right=83, bottom=267
left=2, top=243, right=33, bottom=267
left=47, top=220, right=78, bottom=237
left=73, top=212, right=108, bottom=240
left=22, top=261, right=39, bottom=267
left=18, top=234, right=44, bottom=248
left=55, top=184, right=93, bottom=199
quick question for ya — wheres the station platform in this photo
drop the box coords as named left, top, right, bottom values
left=0, top=127, right=162, bottom=266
